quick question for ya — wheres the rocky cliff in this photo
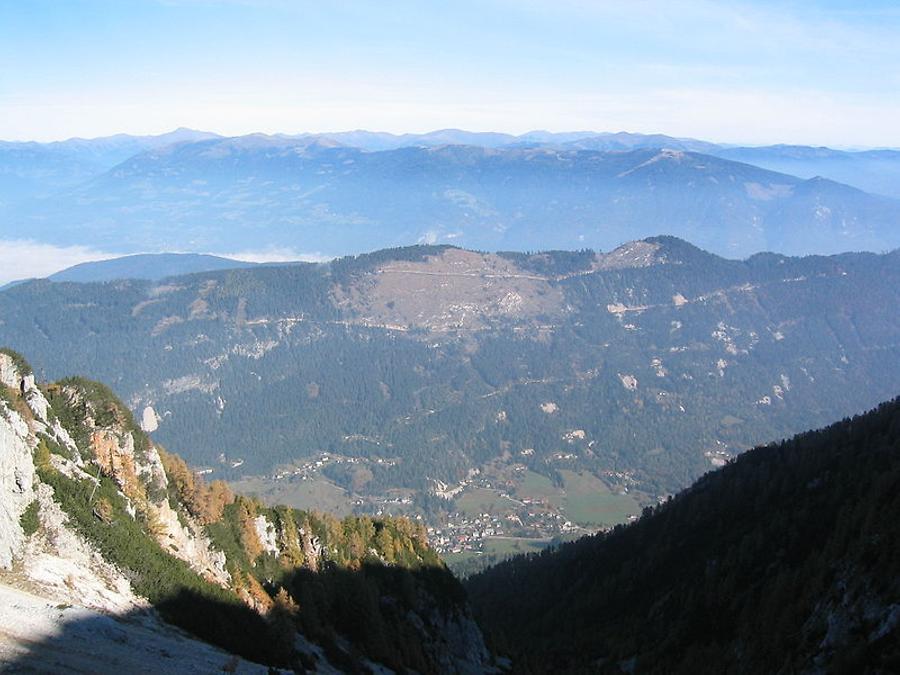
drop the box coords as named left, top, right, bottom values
left=0, top=349, right=493, bottom=673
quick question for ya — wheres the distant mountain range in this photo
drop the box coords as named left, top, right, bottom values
left=282, top=129, right=723, bottom=154
left=714, top=144, right=900, bottom=201
left=2, top=128, right=900, bottom=264
left=0, top=253, right=257, bottom=290
left=46, top=253, right=256, bottom=283
left=0, top=128, right=219, bottom=202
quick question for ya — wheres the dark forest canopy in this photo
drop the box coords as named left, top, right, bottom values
left=465, top=398, right=900, bottom=673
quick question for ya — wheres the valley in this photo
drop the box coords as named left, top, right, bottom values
left=4, top=1, right=899, bottom=670
left=4, top=236, right=898, bottom=575
left=230, top=449, right=642, bottom=573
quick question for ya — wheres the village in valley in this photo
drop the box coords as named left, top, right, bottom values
left=228, top=448, right=645, bottom=564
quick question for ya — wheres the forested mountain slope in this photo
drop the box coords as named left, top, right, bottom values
left=0, top=349, right=490, bottom=672
left=465, top=398, right=900, bottom=673
left=1, top=238, right=898, bottom=515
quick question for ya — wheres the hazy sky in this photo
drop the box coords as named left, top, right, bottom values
left=1, top=0, right=899, bottom=145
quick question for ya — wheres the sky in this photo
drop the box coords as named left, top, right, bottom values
left=1, top=0, right=899, bottom=147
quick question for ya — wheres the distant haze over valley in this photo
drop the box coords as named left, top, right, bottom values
left=2, top=127, right=900, bottom=284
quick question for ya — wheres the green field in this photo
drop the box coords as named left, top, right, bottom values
left=515, top=470, right=564, bottom=508
left=560, top=470, right=641, bottom=527
left=482, top=536, right=551, bottom=557
left=457, top=488, right=513, bottom=516
left=230, top=475, right=354, bottom=516
left=444, top=536, right=552, bottom=577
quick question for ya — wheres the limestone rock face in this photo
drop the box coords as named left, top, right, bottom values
left=19, top=483, right=142, bottom=612
left=0, top=397, right=35, bottom=569
left=253, top=515, right=279, bottom=557
left=140, top=406, right=159, bottom=433
left=0, top=354, right=23, bottom=391
left=152, top=498, right=230, bottom=585
left=91, top=429, right=144, bottom=500
left=0, top=351, right=496, bottom=673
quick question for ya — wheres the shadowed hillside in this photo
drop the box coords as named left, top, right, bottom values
left=466, top=398, right=900, bottom=673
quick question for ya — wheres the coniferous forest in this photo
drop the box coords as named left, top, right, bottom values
left=1, top=239, right=897, bottom=507
left=465, top=398, right=900, bottom=673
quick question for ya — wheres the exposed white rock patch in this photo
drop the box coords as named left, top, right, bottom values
left=19, top=375, right=51, bottom=422
left=672, top=293, right=688, bottom=307
left=153, top=500, right=230, bottom=585
left=780, top=374, right=792, bottom=392
left=162, top=374, right=218, bottom=395
left=0, top=356, right=24, bottom=391
left=593, top=240, right=661, bottom=270
left=619, top=374, right=638, bottom=391
left=17, top=483, right=142, bottom=612
left=757, top=395, right=772, bottom=406
left=0, top=400, right=35, bottom=570
left=717, top=359, right=728, bottom=377
left=48, top=454, right=94, bottom=482
left=498, top=292, right=524, bottom=313
left=540, top=402, right=558, bottom=414
left=204, top=354, right=229, bottom=370
left=231, top=339, right=278, bottom=360
left=253, top=515, right=279, bottom=557
left=563, top=429, right=586, bottom=442
left=607, top=302, right=649, bottom=315
left=151, top=315, right=184, bottom=336
left=140, top=406, right=159, bottom=433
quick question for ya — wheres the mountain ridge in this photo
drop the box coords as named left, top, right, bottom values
left=1, top=237, right=897, bottom=548
left=12, top=142, right=899, bottom=259
left=47, top=253, right=258, bottom=283
left=5, top=128, right=900, bottom=261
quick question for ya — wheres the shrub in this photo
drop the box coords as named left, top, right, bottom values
left=20, top=500, right=40, bottom=536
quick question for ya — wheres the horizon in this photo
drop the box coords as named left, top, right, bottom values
left=1, top=125, right=898, bottom=151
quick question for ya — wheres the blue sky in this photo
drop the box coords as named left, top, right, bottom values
left=1, top=0, right=899, bottom=145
